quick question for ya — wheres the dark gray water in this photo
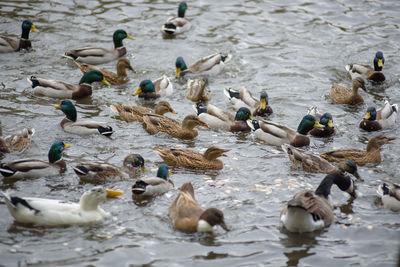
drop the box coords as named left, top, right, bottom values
left=1, top=0, right=399, bottom=266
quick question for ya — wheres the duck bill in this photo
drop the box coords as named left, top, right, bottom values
left=175, top=68, right=181, bottom=79
left=222, top=149, right=230, bottom=157
left=314, top=122, right=324, bottom=128
left=249, top=115, right=253, bottom=121
left=170, top=108, right=177, bottom=114
left=141, top=166, right=146, bottom=172
left=200, top=121, right=208, bottom=127
left=102, top=78, right=111, bottom=86
left=220, top=220, right=229, bottom=231
left=31, top=25, right=39, bottom=32
left=106, top=189, right=124, bottom=198
left=259, top=99, right=267, bottom=109
left=377, top=59, right=383, bottom=67
left=64, top=143, right=71, bottom=148
left=353, top=171, right=361, bottom=180
left=55, top=104, right=61, bottom=109
left=363, top=112, right=371, bottom=120
left=126, top=35, right=135, bottom=40
left=327, top=120, right=334, bottom=128
left=387, top=137, right=396, bottom=144
left=133, top=87, right=142, bottom=96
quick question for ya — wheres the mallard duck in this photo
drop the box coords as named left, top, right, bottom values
left=73, top=154, right=145, bottom=183
left=142, top=114, right=207, bottom=139
left=345, top=51, right=385, bottom=82
left=319, top=134, right=395, bottom=166
left=55, top=100, right=113, bottom=136
left=0, top=141, right=70, bottom=180
left=307, top=107, right=334, bottom=137
left=224, top=87, right=273, bottom=117
left=152, top=75, right=174, bottom=97
left=175, top=53, right=232, bottom=79
left=161, top=2, right=192, bottom=36
left=153, top=146, right=229, bottom=170
left=281, top=144, right=361, bottom=179
left=28, top=70, right=110, bottom=99
left=1, top=186, right=109, bottom=226
left=169, top=182, right=228, bottom=233
left=0, top=127, right=35, bottom=153
left=74, top=58, right=134, bottom=85
left=110, top=101, right=176, bottom=123
left=186, top=77, right=211, bottom=102
left=377, top=183, right=400, bottom=212
left=64, top=29, right=134, bottom=65
left=247, top=115, right=323, bottom=147
left=132, top=80, right=159, bottom=100
left=359, top=101, right=398, bottom=131
left=0, top=20, right=38, bottom=53
left=280, top=173, right=356, bottom=233
left=131, top=164, right=173, bottom=199
left=330, top=77, right=365, bottom=105
left=194, top=104, right=252, bottom=132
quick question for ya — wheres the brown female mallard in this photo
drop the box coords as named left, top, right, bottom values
left=319, top=134, right=395, bottom=166
left=0, top=127, right=35, bottom=153
left=153, top=146, right=229, bottom=170
left=330, top=77, right=365, bottom=105
left=110, top=101, right=176, bottom=122
left=142, top=114, right=207, bottom=139
left=186, top=77, right=211, bottom=102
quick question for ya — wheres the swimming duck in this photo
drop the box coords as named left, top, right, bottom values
left=247, top=115, right=323, bottom=147
left=345, top=51, right=385, bottom=82
left=377, top=183, right=400, bottom=212
left=131, top=164, right=173, bottom=199
left=194, top=104, right=252, bottom=132
left=0, top=127, right=35, bottom=153
left=281, top=144, right=361, bottom=179
left=186, top=77, right=211, bottom=102
left=162, top=2, right=192, bottom=36
left=280, top=173, right=356, bottom=233
left=169, top=182, right=228, bottom=233
left=175, top=53, right=232, bottom=79
left=0, top=141, right=70, bottom=180
left=1, top=186, right=109, bottom=226
left=55, top=100, right=113, bottom=136
left=307, top=107, right=334, bottom=137
left=224, top=87, right=273, bottom=117
left=359, top=101, right=398, bottom=131
left=152, top=75, right=174, bottom=97
left=73, top=58, right=134, bottom=85
left=64, top=29, right=134, bottom=65
left=132, top=80, right=159, bottom=100
left=0, top=20, right=38, bottom=53
left=319, top=134, right=395, bottom=166
left=142, top=114, right=207, bottom=139
left=330, top=77, right=365, bottom=105
left=153, top=146, right=230, bottom=170
left=28, top=70, right=110, bottom=99
left=73, top=154, right=145, bottom=184
left=110, top=101, right=176, bottom=123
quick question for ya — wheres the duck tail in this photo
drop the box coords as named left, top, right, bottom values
left=72, top=165, right=89, bottom=176
left=63, top=52, right=78, bottom=60
left=345, top=64, right=353, bottom=72
left=98, top=126, right=113, bottom=137
left=392, top=104, right=398, bottom=113
left=179, top=182, right=195, bottom=198
left=246, top=119, right=260, bottom=131
left=220, top=54, right=232, bottom=63
left=131, top=180, right=148, bottom=195
left=0, top=163, right=16, bottom=177
left=162, top=23, right=177, bottom=35
left=27, top=76, right=40, bottom=88
left=193, top=103, right=207, bottom=115
left=223, top=88, right=240, bottom=99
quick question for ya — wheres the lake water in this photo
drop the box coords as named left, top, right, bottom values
left=0, top=0, right=399, bottom=266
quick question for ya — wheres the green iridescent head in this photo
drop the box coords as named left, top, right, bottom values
left=55, top=100, right=77, bottom=122
left=79, top=70, right=109, bottom=85
left=175, top=57, right=188, bottom=78
left=133, top=80, right=155, bottom=96
left=156, top=164, right=170, bottom=181
left=234, top=107, right=252, bottom=121
left=112, top=29, right=134, bottom=48
left=48, top=140, right=70, bottom=163
left=297, top=115, right=323, bottom=135
left=178, top=2, right=188, bottom=18
left=21, top=20, right=38, bottom=39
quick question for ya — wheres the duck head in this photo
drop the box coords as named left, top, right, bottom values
left=319, top=113, right=334, bottom=128
left=234, top=107, right=252, bottom=121
left=80, top=186, right=108, bottom=210
left=123, top=154, right=146, bottom=173
left=338, top=160, right=361, bottom=180
left=55, top=100, right=77, bottom=122
left=373, top=51, right=385, bottom=71
left=297, top=115, right=323, bottom=135
left=175, top=57, right=188, bottom=78
left=48, top=140, right=70, bottom=163
left=112, top=29, right=134, bottom=48
left=157, top=164, right=171, bottom=181
left=363, top=106, right=377, bottom=121
left=133, top=80, right=155, bottom=96
left=259, top=91, right=269, bottom=110
left=204, top=146, right=230, bottom=160
left=21, top=20, right=38, bottom=39
left=182, top=115, right=208, bottom=129
left=79, top=70, right=110, bottom=86
left=197, top=208, right=229, bottom=232
left=178, top=2, right=188, bottom=18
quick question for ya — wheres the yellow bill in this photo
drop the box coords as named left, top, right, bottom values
left=259, top=98, right=267, bottom=109
left=102, top=78, right=111, bottom=86
left=126, top=34, right=135, bottom=40
left=106, top=189, right=124, bottom=198
left=141, top=166, right=146, bottom=172
left=64, top=143, right=71, bottom=148
left=175, top=68, right=181, bottom=79
left=314, top=121, right=324, bottom=128
left=364, top=112, right=371, bottom=120
left=133, top=87, right=142, bottom=96
left=55, top=104, right=61, bottom=109
left=327, top=120, right=333, bottom=128
left=377, top=59, right=383, bottom=67
left=31, top=25, right=39, bottom=32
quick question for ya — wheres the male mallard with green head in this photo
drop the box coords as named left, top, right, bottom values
left=132, top=164, right=173, bottom=199
left=0, top=20, right=38, bottom=53
left=345, top=51, right=385, bottom=82
left=162, top=2, right=192, bottom=36
left=359, top=101, right=398, bottom=132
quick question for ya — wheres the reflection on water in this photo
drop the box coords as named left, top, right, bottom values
left=280, top=230, right=319, bottom=266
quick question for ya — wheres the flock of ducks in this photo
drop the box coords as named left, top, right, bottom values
left=0, top=2, right=399, bottom=234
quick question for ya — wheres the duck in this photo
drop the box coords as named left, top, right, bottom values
left=377, top=183, right=400, bottom=212
left=1, top=186, right=109, bottom=226
left=247, top=115, right=323, bottom=147
left=194, top=104, right=252, bottom=132
left=175, top=53, right=232, bottom=79
left=280, top=173, right=356, bottom=233
left=0, top=141, right=70, bottom=180
left=73, top=58, right=134, bottom=85
left=28, top=70, right=110, bottom=99
left=224, top=87, right=273, bottom=117
left=55, top=100, right=113, bottom=136
left=307, top=107, right=335, bottom=137
left=153, top=146, right=230, bottom=170
left=131, top=164, right=173, bottom=199
left=152, top=75, right=174, bottom=97
left=169, top=182, right=228, bottom=233
left=186, top=77, right=211, bottom=103
left=63, top=29, right=134, bottom=65
left=359, top=101, right=398, bottom=131
left=0, top=127, right=35, bottom=153
left=110, top=101, right=176, bottom=123
left=0, top=20, right=38, bottom=53
left=142, top=114, right=207, bottom=139
left=345, top=51, right=385, bottom=82
left=132, top=80, right=159, bottom=100
left=281, top=144, right=361, bottom=179
left=319, top=134, right=395, bottom=166
left=162, top=2, right=192, bottom=36
left=73, top=154, right=145, bottom=183
left=330, top=77, right=365, bottom=105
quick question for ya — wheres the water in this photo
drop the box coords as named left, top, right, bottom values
left=1, top=0, right=400, bottom=266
